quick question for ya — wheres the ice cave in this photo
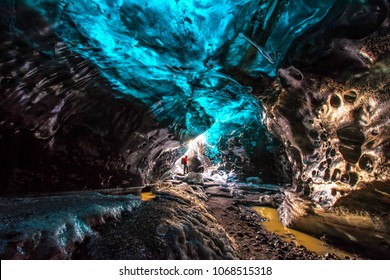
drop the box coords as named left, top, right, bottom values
left=0, top=0, right=389, bottom=259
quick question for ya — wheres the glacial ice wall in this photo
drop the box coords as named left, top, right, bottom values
left=0, top=0, right=389, bottom=258
left=17, top=0, right=337, bottom=158
left=266, top=0, right=390, bottom=258
left=1, top=0, right=338, bottom=191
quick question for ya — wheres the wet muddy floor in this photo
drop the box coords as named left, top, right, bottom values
left=205, top=196, right=347, bottom=260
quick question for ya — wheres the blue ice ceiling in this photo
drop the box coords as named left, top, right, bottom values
left=20, top=0, right=336, bottom=160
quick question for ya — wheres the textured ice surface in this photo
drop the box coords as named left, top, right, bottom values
left=0, top=0, right=388, bottom=259
left=0, top=192, right=141, bottom=259
left=16, top=0, right=336, bottom=160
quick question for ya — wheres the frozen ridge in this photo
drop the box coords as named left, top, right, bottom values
left=0, top=192, right=141, bottom=259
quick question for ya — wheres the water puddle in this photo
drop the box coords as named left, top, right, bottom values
left=253, top=206, right=350, bottom=258
left=141, top=192, right=156, bottom=201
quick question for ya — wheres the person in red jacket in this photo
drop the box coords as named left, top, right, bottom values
left=181, top=155, right=189, bottom=174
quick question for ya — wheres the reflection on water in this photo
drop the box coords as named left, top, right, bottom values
left=253, top=207, right=350, bottom=258
left=141, top=192, right=156, bottom=201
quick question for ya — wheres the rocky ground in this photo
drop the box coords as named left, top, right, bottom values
left=203, top=186, right=347, bottom=260
left=72, top=174, right=354, bottom=260
left=206, top=196, right=338, bottom=260
left=1, top=172, right=360, bottom=260
left=74, top=182, right=238, bottom=260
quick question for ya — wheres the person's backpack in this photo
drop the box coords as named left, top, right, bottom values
left=181, top=157, right=186, bottom=164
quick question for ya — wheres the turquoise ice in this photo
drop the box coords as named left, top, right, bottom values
left=19, top=0, right=336, bottom=159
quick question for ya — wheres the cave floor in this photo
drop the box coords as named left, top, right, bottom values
left=206, top=196, right=280, bottom=260
left=205, top=195, right=343, bottom=260
left=71, top=178, right=351, bottom=260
